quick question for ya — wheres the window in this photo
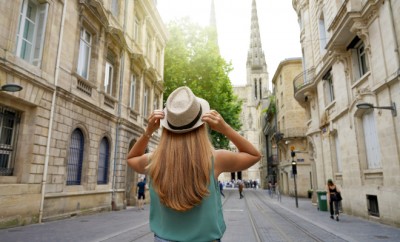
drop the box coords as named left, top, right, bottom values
left=318, top=13, right=327, bottom=53
left=323, top=70, right=335, bottom=105
left=97, top=137, right=110, bottom=184
left=133, top=17, right=141, bottom=43
left=254, top=79, right=258, bottom=99
left=334, top=133, right=342, bottom=172
left=77, top=28, right=92, bottom=79
left=129, top=75, right=136, bottom=109
left=154, top=94, right=159, bottom=110
left=155, top=49, right=160, bottom=70
left=0, top=106, right=20, bottom=176
left=67, top=129, right=84, bottom=185
left=357, top=42, right=369, bottom=76
left=362, top=111, right=381, bottom=169
left=147, top=34, right=152, bottom=59
left=366, top=195, right=379, bottom=217
left=259, top=79, right=262, bottom=99
left=349, top=37, right=369, bottom=81
left=16, top=0, right=49, bottom=66
left=111, top=0, right=119, bottom=17
left=143, top=86, right=149, bottom=117
left=104, top=61, right=113, bottom=95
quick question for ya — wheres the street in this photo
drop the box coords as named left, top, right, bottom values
left=1, top=189, right=399, bottom=242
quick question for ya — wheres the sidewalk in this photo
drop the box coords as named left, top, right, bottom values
left=261, top=190, right=400, bottom=242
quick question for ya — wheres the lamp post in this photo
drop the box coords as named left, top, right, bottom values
left=0, top=84, right=23, bottom=92
left=356, top=102, right=397, bottom=117
left=291, top=146, right=298, bottom=208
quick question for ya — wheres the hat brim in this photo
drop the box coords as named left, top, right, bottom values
left=160, top=97, right=210, bottom=134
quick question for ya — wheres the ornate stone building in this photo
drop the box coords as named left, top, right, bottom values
left=0, top=0, right=167, bottom=228
left=293, top=0, right=400, bottom=226
left=231, top=0, right=270, bottom=184
left=270, top=58, right=311, bottom=197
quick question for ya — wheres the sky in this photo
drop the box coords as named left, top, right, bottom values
left=156, top=0, right=302, bottom=87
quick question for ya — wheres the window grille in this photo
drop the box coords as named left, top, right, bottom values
left=67, top=129, right=84, bottom=185
left=367, top=195, right=379, bottom=217
left=0, top=106, right=20, bottom=176
left=97, top=137, right=109, bottom=184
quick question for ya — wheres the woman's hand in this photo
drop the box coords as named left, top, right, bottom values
left=202, top=110, right=228, bottom=133
left=146, top=110, right=164, bottom=135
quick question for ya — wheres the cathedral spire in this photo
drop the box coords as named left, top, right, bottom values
left=246, top=0, right=269, bottom=98
left=209, top=0, right=217, bottom=28
left=209, top=0, right=219, bottom=53
left=247, top=0, right=266, bottom=71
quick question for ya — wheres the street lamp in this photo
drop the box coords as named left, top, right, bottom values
left=356, top=102, right=397, bottom=117
left=291, top=146, right=298, bottom=208
left=0, top=84, right=23, bottom=92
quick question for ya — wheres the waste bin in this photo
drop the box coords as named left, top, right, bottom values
left=316, top=190, right=328, bottom=211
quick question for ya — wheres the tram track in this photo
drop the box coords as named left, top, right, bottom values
left=244, top=190, right=347, bottom=242
left=98, top=220, right=152, bottom=242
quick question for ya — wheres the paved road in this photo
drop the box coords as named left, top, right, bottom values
left=1, top=189, right=399, bottom=242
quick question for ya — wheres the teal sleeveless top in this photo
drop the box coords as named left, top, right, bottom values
left=149, top=158, right=226, bottom=242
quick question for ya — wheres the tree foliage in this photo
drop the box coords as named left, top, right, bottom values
left=163, top=18, right=242, bottom=149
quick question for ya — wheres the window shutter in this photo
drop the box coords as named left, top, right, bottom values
left=362, top=112, right=381, bottom=169
left=335, top=134, right=342, bottom=172
left=32, top=3, right=48, bottom=66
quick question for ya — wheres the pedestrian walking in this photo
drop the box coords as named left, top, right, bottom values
left=268, top=181, right=273, bottom=198
left=275, top=182, right=281, bottom=202
left=137, top=178, right=146, bottom=210
left=238, top=180, right=244, bottom=199
left=326, top=179, right=342, bottom=221
left=127, top=86, right=261, bottom=242
left=219, top=181, right=225, bottom=198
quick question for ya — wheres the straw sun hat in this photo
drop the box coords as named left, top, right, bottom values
left=160, top=86, right=210, bottom=133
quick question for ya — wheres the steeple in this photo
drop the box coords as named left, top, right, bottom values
left=247, top=0, right=266, bottom=70
left=246, top=0, right=269, bottom=98
left=209, top=0, right=217, bottom=28
left=209, top=0, right=219, bottom=53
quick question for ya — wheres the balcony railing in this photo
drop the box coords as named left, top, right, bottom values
left=293, top=67, right=315, bottom=94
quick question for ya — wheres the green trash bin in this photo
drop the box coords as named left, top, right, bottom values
left=316, top=190, right=328, bottom=211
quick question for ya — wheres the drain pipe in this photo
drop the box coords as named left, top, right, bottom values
left=386, top=0, right=400, bottom=167
left=388, top=0, right=400, bottom=67
left=39, top=0, right=67, bottom=223
left=111, top=0, right=128, bottom=210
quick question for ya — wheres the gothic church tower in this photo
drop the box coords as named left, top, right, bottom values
left=247, top=0, right=269, bottom=98
left=231, top=0, right=269, bottom=183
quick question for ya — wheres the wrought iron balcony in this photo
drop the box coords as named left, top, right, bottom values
left=293, top=67, right=316, bottom=104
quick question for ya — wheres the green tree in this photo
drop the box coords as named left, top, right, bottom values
left=163, top=18, right=242, bottom=149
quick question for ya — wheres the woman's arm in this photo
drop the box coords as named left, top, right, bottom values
left=127, top=110, right=164, bottom=174
left=202, top=110, right=261, bottom=176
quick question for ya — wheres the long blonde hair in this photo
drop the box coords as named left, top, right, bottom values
left=148, top=124, right=213, bottom=211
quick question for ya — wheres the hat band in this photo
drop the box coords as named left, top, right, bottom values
left=167, top=106, right=202, bottom=131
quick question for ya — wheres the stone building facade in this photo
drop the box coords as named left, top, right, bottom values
left=270, top=58, right=311, bottom=198
left=0, top=0, right=167, bottom=228
left=292, top=0, right=400, bottom=226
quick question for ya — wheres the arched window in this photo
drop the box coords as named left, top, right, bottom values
left=254, top=79, right=258, bottom=99
left=67, top=129, right=84, bottom=185
left=97, top=137, right=110, bottom=184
